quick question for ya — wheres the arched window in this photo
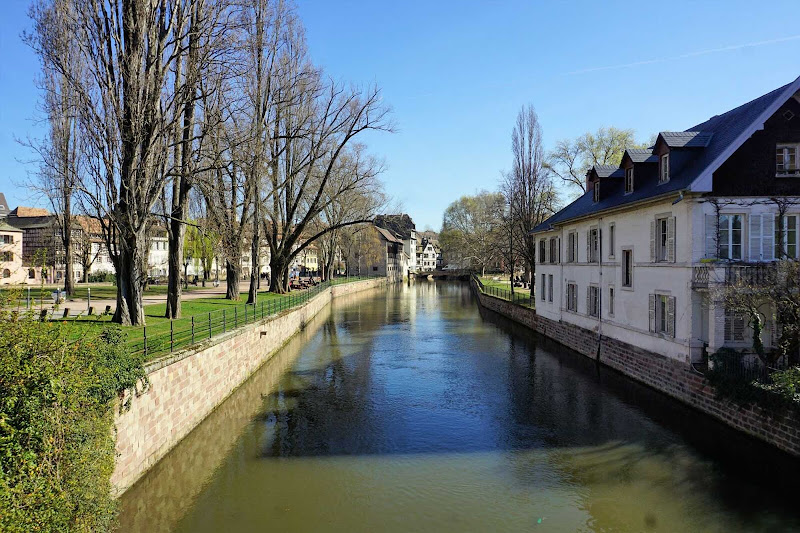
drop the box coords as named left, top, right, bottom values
left=28, top=269, right=35, bottom=279
left=2, top=269, right=10, bottom=279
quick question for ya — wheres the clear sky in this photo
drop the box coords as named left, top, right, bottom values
left=2, top=0, right=800, bottom=229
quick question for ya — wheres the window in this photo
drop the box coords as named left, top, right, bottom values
left=776, top=144, right=800, bottom=176
left=539, top=240, right=546, bottom=264
left=588, top=228, right=599, bottom=263
left=1, top=235, right=13, bottom=244
left=656, top=217, right=668, bottom=262
left=724, top=309, right=745, bottom=342
left=541, top=273, right=546, bottom=301
left=566, top=282, right=578, bottom=312
left=567, top=232, right=577, bottom=262
left=549, top=238, right=557, bottom=264
left=608, top=286, right=615, bottom=317
left=0, top=251, right=12, bottom=262
left=28, top=269, right=35, bottom=279
left=2, top=269, right=9, bottom=278
left=625, top=167, right=634, bottom=194
left=660, top=153, right=670, bottom=183
left=547, top=274, right=553, bottom=302
left=608, top=224, right=615, bottom=258
left=593, top=182, right=600, bottom=203
left=775, top=215, right=799, bottom=259
left=719, top=214, right=743, bottom=260
left=587, top=285, right=600, bottom=317
left=622, top=249, right=633, bottom=288
left=649, top=294, right=675, bottom=336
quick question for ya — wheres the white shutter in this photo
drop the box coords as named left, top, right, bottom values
left=667, top=217, right=676, bottom=262
left=667, top=297, right=676, bottom=337
left=749, top=214, right=762, bottom=261
left=586, top=231, right=590, bottom=263
left=762, top=214, right=775, bottom=261
left=704, top=214, right=717, bottom=259
left=648, top=294, right=656, bottom=332
left=649, top=220, right=656, bottom=262
left=557, top=237, right=562, bottom=263
left=586, top=286, right=590, bottom=315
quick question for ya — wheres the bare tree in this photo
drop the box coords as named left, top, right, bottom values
left=502, top=105, right=559, bottom=284
left=547, top=126, right=648, bottom=195
left=440, top=191, right=505, bottom=276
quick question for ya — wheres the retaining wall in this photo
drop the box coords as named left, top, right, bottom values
left=112, top=278, right=386, bottom=494
left=472, top=280, right=800, bottom=458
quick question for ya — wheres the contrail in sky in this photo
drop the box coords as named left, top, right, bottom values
left=566, top=34, right=800, bottom=75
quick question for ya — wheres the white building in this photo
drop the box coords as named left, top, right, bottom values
left=417, top=239, right=438, bottom=271
left=533, top=76, right=800, bottom=365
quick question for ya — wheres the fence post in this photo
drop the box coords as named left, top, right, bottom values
left=235, top=307, right=238, bottom=328
left=191, top=316, right=195, bottom=345
left=208, top=312, right=212, bottom=339
left=223, top=309, right=226, bottom=333
left=170, top=320, right=174, bottom=353
left=143, top=326, right=147, bottom=358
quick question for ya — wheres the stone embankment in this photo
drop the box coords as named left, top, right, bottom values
left=471, top=278, right=800, bottom=458
left=113, top=278, right=386, bottom=494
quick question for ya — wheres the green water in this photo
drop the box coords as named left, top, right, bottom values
left=118, top=282, right=800, bottom=532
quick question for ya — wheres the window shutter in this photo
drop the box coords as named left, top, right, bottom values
left=667, top=297, right=676, bottom=337
left=586, top=231, right=590, bottom=263
left=557, top=237, right=561, bottom=263
left=648, top=294, right=656, bottom=332
left=649, top=220, right=656, bottom=262
left=749, top=214, right=762, bottom=261
left=762, top=214, right=775, bottom=261
left=586, top=286, right=590, bottom=315
left=564, top=284, right=568, bottom=310
left=704, top=214, right=717, bottom=259
left=667, top=217, right=676, bottom=262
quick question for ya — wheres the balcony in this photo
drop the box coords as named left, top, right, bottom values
left=692, top=263, right=776, bottom=289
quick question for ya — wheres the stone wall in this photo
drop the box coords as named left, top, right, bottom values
left=472, top=280, right=800, bottom=458
left=113, top=278, right=386, bottom=495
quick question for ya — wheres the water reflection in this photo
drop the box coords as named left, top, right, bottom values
left=118, top=282, right=800, bottom=533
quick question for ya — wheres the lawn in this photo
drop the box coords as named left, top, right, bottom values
left=477, top=275, right=534, bottom=308
left=478, top=275, right=531, bottom=296
left=3, top=283, right=203, bottom=305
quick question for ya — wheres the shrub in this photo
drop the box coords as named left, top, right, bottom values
left=87, top=272, right=116, bottom=284
left=0, top=293, right=147, bottom=532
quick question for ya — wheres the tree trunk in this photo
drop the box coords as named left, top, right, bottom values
left=226, top=259, right=240, bottom=300
left=165, top=219, right=186, bottom=318
left=113, top=234, right=145, bottom=326
left=268, top=255, right=290, bottom=294
left=247, top=202, right=259, bottom=304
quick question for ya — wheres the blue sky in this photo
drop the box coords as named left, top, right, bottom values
left=2, top=0, right=800, bottom=229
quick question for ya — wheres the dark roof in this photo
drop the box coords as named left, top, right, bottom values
left=534, top=77, right=800, bottom=233
left=625, top=148, right=658, bottom=163
left=0, top=193, right=9, bottom=218
left=0, top=220, right=23, bottom=233
left=375, top=226, right=403, bottom=244
left=659, top=131, right=713, bottom=148
left=593, top=165, right=623, bottom=178
left=374, top=214, right=416, bottom=240
left=6, top=214, right=56, bottom=230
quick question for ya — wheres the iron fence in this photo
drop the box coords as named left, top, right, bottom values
left=125, top=275, right=378, bottom=360
left=472, top=274, right=534, bottom=308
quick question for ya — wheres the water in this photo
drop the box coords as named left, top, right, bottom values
left=118, top=282, right=800, bottom=532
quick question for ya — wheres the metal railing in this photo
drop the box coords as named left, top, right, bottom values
left=125, top=275, right=379, bottom=360
left=472, top=274, right=534, bottom=308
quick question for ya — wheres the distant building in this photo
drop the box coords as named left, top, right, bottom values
left=417, top=238, right=438, bottom=271
left=0, top=221, right=25, bottom=284
left=0, top=193, right=10, bottom=219
left=374, top=214, right=417, bottom=274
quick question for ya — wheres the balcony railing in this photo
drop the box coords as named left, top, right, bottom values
left=692, top=263, right=777, bottom=288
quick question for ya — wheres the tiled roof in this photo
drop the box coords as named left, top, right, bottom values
left=659, top=131, right=713, bottom=148
left=593, top=165, right=624, bottom=178
left=11, top=206, right=50, bottom=217
left=0, top=221, right=23, bottom=233
left=534, top=76, right=800, bottom=234
left=625, top=148, right=658, bottom=163
left=375, top=226, right=403, bottom=244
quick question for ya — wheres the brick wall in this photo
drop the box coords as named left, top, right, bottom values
left=472, top=280, right=800, bottom=457
left=112, top=278, right=386, bottom=495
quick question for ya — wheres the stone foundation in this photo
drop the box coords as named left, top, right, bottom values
left=472, top=280, right=800, bottom=458
left=113, top=278, right=386, bottom=494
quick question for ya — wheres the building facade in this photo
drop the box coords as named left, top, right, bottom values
left=533, top=76, right=800, bottom=365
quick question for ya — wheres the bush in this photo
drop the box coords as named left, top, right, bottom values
left=0, top=293, right=147, bottom=532
left=87, top=272, right=116, bottom=283
left=757, top=367, right=800, bottom=403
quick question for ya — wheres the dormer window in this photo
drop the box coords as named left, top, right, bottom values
left=624, top=167, right=634, bottom=194
left=660, top=153, right=670, bottom=183
left=593, top=181, right=600, bottom=203
left=777, top=144, right=800, bottom=176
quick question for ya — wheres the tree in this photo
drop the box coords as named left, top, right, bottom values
left=184, top=222, right=216, bottom=287
left=547, top=126, right=648, bottom=195
left=440, top=191, right=505, bottom=275
left=502, top=105, right=559, bottom=284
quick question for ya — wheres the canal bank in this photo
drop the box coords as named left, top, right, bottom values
left=112, top=277, right=387, bottom=494
left=117, top=282, right=800, bottom=533
left=470, top=277, right=800, bottom=458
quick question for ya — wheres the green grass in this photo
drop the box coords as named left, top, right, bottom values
left=3, top=283, right=203, bottom=304
left=477, top=275, right=534, bottom=308
left=49, top=276, right=377, bottom=361
left=478, top=276, right=531, bottom=296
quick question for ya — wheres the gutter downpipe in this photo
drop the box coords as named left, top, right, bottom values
left=597, top=217, right=603, bottom=362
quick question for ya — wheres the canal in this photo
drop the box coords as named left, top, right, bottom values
left=118, top=282, right=800, bottom=532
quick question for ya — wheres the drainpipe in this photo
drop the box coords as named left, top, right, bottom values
left=596, top=217, right=603, bottom=362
